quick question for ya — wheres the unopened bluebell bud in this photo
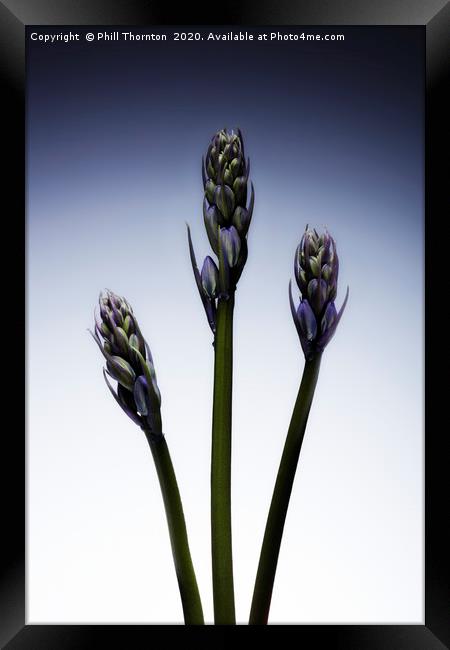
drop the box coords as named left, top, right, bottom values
left=220, top=226, right=241, bottom=267
left=205, top=179, right=216, bottom=204
left=307, top=278, right=328, bottom=315
left=297, top=300, right=317, bottom=342
left=214, top=185, right=235, bottom=221
left=202, top=128, right=253, bottom=279
left=232, top=176, right=247, bottom=206
left=107, top=355, right=136, bottom=390
left=203, top=201, right=220, bottom=253
left=232, top=206, right=251, bottom=235
left=90, top=290, right=163, bottom=436
left=321, top=301, right=337, bottom=334
left=201, top=256, right=219, bottom=299
left=290, top=227, right=348, bottom=360
left=134, top=375, right=150, bottom=416
left=188, top=128, right=255, bottom=333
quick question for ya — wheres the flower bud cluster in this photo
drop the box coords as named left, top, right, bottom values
left=289, top=227, right=348, bottom=360
left=91, top=290, right=162, bottom=436
left=189, top=128, right=254, bottom=333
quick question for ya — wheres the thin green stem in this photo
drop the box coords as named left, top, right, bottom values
left=146, top=433, right=204, bottom=625
left=211, top=294, right=236, bottom=624
left=249, top=354, right=322, bottom=625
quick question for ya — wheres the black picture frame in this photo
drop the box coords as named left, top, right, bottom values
left=1, top=0, right=448, bottom=647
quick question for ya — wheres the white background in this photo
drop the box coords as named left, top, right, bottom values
left=27, top=193, right=424, bottom=624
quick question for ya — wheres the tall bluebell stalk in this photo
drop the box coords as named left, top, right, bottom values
left=90, top=290, right=204, bottom=625
left=187, top=128, right=254, bottom=624
left=249, top=227, right=348, bottom=624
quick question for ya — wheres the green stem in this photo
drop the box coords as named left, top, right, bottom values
left=146, top=433, right=204, bottom=625
left=211, top=294, right=236, bottom=624
left=249, top=354, right=322, bottom=625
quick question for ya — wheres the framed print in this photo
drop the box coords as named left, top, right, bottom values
left=1, top=0, right=448, bottom=647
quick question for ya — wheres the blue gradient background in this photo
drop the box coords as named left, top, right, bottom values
left=27, top=27, right=424, bottom=623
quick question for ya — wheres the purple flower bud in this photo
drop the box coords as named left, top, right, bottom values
left=201, top=256, right=219, bottom=299
left=215, top=155, right=227, bottom=184
left=99, top=294, right=109, bottom=313
left=106, top=355, right=136, bottom=391
left=307, top=278, right=328, bottom=315
left=230, top=157, right=242, bottom=178
left=207, top=160, right=215, bottom=180
left=203, top=200, right=221, bottom=251
left=328, top=284, right=337, bottom=301
left=128, top=333, right=143, bottom=368
left=321, top=264, right=332, bottom=281
left=205, top=179, right=216, bottom=204
left=232, top=176, right=247, bottom=205
left=214, top=184, right=235, bottom=220
left=91, top=290, right=162, bottom=434
left=321, top=232, right=333, bottom=264
left=187, top=224, right=217, bottom=333
left=218, top=131, right=227, bottom=150
left=114, top=326, right=130, bottom=357
left=308, top=256, right=321, bottom=278
left=297, top=300, right=317, bottom=342
left=307, top=231, right=319, bottom=255
left=232, top=206, right=251, bottom=235
left=290, top=227, right=348, bottom=358
left=223, top=168, right=234, bottom=186
left=220, top=226, right=241, bottom=267
left=122, top=314, right=135, bottom=335
left=113, top=306, right=125, bottom=328
left=100, top=321, right=112, bottom=341
left=320, top=301, right=337, bottom=334
left=133, top=375, right=149, bottom=415
left=223, top=143, right=234, bottom=162
left=317, top=287, right=349, bottom=351
left=199, top=129, right=253, bottom=299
